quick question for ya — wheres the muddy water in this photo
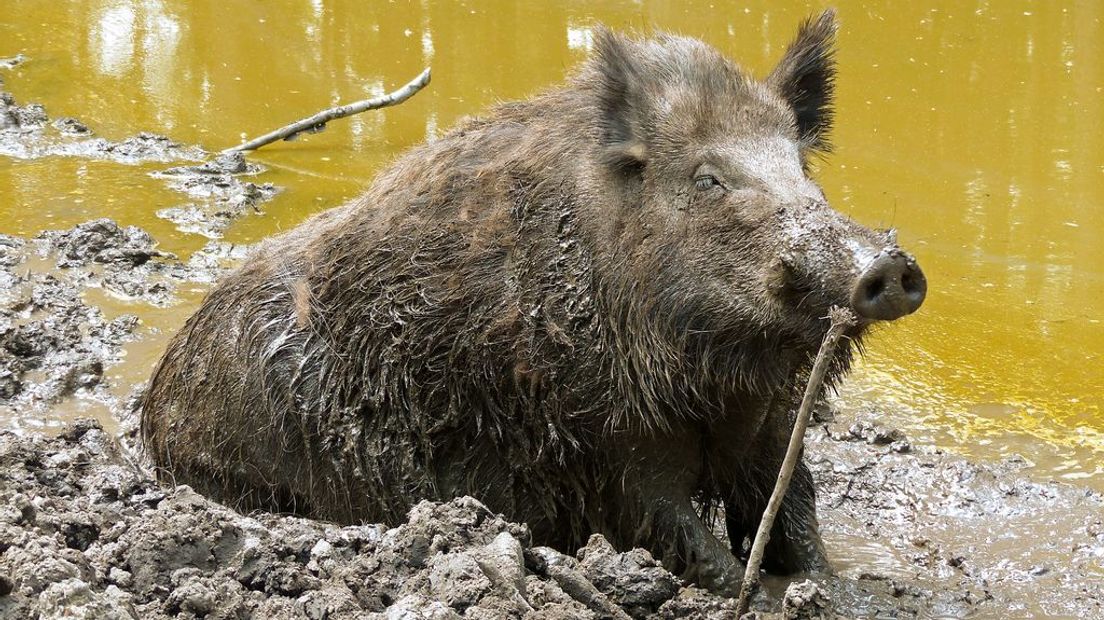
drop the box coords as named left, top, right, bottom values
left=2, top=1, right=1102, bottom=484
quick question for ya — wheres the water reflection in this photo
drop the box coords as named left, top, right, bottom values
left=88, top=1, right=183, bottom=131
left=566, top=25, right=594, bottom=52
left=825, top=1, right=1103, bottom=470
left=1, top=0, right=1102, bottom=479
left=91, top=4, right=136, bottom=76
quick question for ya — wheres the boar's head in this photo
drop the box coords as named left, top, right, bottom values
left=585, top=11, right=925, bottom=383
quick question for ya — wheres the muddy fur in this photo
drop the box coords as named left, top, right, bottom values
left=142, top=11, right=919, bottom=593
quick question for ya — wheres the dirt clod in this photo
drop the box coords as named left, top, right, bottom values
left=781, top=580, right=831, bottom=620
left=154, top=151, right=278, bottom=238
left=578, top=534, right=681, bottom=618
left=846, top=419, right=905, bottom=445
left=41, top=218, right=171, bottom=268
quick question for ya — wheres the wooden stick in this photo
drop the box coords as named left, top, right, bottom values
left=224, top=68, right=431, bottom=153
left=735, top=306, right=856, bottom=617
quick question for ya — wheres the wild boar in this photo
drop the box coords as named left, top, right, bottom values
left=141, top=10, right=925, bottom=593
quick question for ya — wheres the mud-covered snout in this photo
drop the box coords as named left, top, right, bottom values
left=850, top=249, right=926, bottom=321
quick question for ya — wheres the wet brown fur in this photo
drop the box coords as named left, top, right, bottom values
left=142, top=11, right=908, bottom=592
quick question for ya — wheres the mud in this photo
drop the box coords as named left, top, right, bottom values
left=3, top=411, right=1102, bottom=619
left=153, top=153, right=279, bottom=239
left=3, top=66, right=1103, bottom=620
left=803, top=410, right=1104, bottom=618
left=0, top=228, right=140, bottom=418
left=0, top=55, right=25, bottom=71
left=0, top=216, right=259, bottom=428
left=1, top=80, right=274, bottom=428
left=0, top=69, right=200, bottom=164
left=0, top=421, right=731, bottom=619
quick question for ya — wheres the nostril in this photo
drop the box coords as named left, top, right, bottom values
left=864, top=278, right=885, bottom=302
left=902, top=261, right=928, bottom=310
left=851, top=251, right=927, bottom=321
left=900, top=263, right=925, bottom=297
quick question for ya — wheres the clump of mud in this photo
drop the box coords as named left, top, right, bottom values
left=32, top=218, right=196, bottom=305
left=0, top=421, right=757, bottom=619
left=154, top=152, right=279, bottom=238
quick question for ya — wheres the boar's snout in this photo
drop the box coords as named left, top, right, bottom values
left=850, top=250, right=926, bottom=321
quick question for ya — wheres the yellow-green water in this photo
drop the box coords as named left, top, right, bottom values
left=1, top=1, right=1102, bottom=481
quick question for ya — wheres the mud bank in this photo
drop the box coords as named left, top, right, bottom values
left=3, top=412, right=1103, bottom=619
left=0, top=421, right=742, bottom=619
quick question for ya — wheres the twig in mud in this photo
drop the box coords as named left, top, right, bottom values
left=224, top=68, right=431, bottom=153
left=735, top=306, right=857, bottom=617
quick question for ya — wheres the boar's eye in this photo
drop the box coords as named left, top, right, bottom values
left=694, top=174, right=721, bottom=191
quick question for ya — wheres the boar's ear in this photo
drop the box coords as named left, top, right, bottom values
left=592, top=27, right=649, bottom=174
left=766, top=9, right=837, bottom=152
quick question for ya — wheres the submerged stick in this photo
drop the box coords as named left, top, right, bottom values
left=735, top=306, right=856, bottom=617
left=225, top=67, right=431, bottom=153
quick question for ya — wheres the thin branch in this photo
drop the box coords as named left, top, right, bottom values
left=225, top=67, right=431, bottom=153
left=735, top=306, right=857, bottom=617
